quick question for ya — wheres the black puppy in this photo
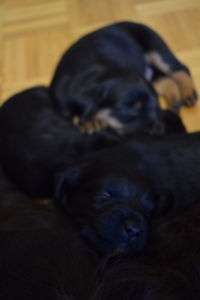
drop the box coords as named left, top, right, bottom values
left=55, top=132, right=200, bottom=255
left=50, top=21, right=197, bottom=134
left=0, top=86, right=121, bottom=198
left=91, top=203, right=200, bottom=300
left=0, top=86, right=185, bottom=198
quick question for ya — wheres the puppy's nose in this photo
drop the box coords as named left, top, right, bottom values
left=123, top=221, right=142, bottom=239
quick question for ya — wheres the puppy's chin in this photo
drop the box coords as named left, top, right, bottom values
left=116, top=236, right=148, bottom=254
left=81, top=225, right=148, bottom=256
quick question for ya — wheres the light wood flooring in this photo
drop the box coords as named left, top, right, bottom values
left=1, top=0, right=200, bottom=131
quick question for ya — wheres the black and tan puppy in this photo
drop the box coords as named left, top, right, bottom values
left=50, top=21, right=197, bottom=134
left=0, top=86, right=185, bottom=199
left=55, top=132, right=200, bottom=255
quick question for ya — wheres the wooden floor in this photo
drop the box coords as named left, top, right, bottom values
left=1, top=0, right=200, bottom=131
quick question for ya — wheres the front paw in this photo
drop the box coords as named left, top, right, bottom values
left=72, top=115, right=108, bottom=135
left=171, top=70, right=198, bottom=107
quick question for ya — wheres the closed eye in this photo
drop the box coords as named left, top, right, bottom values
left=101, top=191, right=112, bottom=199
left=95, top=192, right=113, bottom=209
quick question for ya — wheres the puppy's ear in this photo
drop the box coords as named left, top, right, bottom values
left=54, top=165, right=83, bottom=208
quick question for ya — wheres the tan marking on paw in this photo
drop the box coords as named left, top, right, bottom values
left=153, top=77, right=181, bottom=111
left=171, top=71, right=198, bottom=107
left=78, top=118, right=108, bottom=135
left=73, top=109, right=124, bottom=135
left=72, top=115, right=80, bottom=126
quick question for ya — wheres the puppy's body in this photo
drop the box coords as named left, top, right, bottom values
left=50, top=21, right=197, bottom=134
left=0, top=167, right=99, bottom=300
left=0, top=87, right=120, bottom=198
left=0, top=203, right=98, bottom=300
left=0, top=86, right=185, bottom=198
left=55, top=132, right=200, bottom=254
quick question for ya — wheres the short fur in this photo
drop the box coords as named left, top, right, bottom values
left=91, top=203, right=200, bottom=300
left=0, top=86, right=120, bottom=198
left=0, top=203, right=98, bottom=300
left=50, top=21, right=197, bottom=134
left=0, top=86, right=185, bottom=198
left=55, top=132, right=200, bottom=254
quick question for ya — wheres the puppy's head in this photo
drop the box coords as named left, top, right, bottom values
left=54, top=150, right=166, bottom=255
left=85, top=73, right=164, bottom=136
left=108, top=79, right=164, bottom=135
left=61, top=73, right=164, bottom=136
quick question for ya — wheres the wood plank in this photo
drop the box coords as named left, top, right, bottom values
left=1, top=0, right=200, bottom=131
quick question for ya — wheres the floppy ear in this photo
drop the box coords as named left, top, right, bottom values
left=54, top=166, right=83, bottom=208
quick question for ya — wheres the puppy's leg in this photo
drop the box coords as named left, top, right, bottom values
left=127, top=22, right=198, bottom=110
left=171, top=71, right=197, bottom=107
left=147, top=51, right=197, bottom=112
left=72, top=115, right=108, bottom=134
left=72, top=109, right=124, bottom=135
left=152, top=77, right=182, bottom=112
left=146, top=52, right=197, bottom=111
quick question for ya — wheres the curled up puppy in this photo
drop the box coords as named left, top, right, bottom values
left=50, top=21, right=197, bottom=135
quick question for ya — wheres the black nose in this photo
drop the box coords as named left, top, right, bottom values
left=123, top=221, right=142, bottom=239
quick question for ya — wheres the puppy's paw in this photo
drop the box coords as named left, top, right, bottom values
left=72, top=115, right=108, bottom=134
left=171, top=71, right=198, bottom=107
left=153, top=71, right=198, bottom=112
left=72, top=115, right=81, bottom=126
left=153, top=77, right=182, bottom=113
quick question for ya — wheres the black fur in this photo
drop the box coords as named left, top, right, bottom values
left=50, top=21, right=194, bottom=133
left=55, top=132, right=200, bottom=254
left=0, top=86, right=185, bottom=198
left=0, top=166, right=100, bottom=299
left=0, top=86, right=120, bottom=198
left=0, top=204, right=98, bottom=300
left=91, top=203, right=200, bottom=300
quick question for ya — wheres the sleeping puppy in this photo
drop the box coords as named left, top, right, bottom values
left=55, top=132, right=200, bottom=255
left=0, top=86, right=120, bottom=198
left=50, top=21, right=197, bottom=134
left=91, top=203, right=200, bottom=300
left=0, top=86, right=185, bottom=198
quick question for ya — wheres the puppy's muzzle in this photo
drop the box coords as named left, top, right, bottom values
left=118, top=217, right=149, bottom=253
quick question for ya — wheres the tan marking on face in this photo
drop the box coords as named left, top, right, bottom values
left=145, top=51, right=171, bottom=74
